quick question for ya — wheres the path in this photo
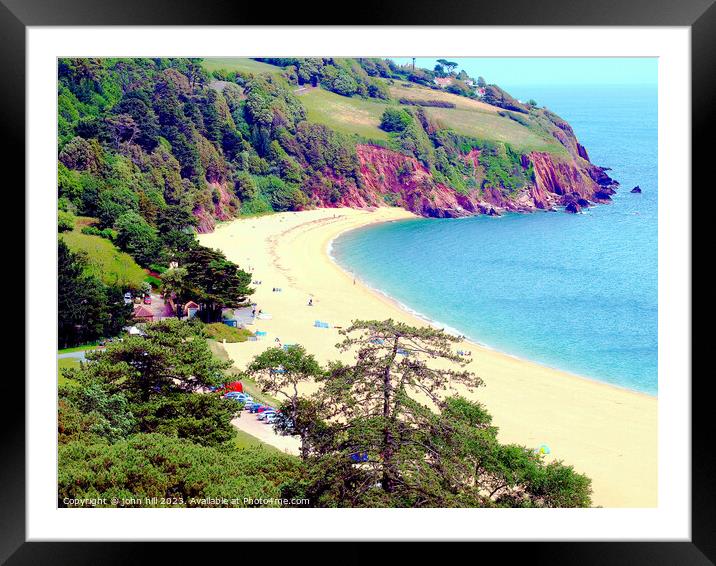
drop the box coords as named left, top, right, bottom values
left=231, top=412, right=300, bottom=456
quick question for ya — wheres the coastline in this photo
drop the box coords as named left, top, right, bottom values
left=199, top=206, right=657, bottom=507
left=328, top=226, right=656, bottom=399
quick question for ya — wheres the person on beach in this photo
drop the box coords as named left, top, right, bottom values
left=308, top=297, right=313, bottom=306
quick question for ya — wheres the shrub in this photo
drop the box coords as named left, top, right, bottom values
left=58, top=210, right=75, bottom=232
left=379, top=107, right=413, bottom=133
left=203, top=322, right=253, bottom=343
left=398, top=98, right=455, bottom=109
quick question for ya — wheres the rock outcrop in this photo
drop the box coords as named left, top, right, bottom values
left=631, top=185, right=642, bottom=193
left=194, top=181, right=239, bottom=233
left=310, top=144, right=618, bottom=219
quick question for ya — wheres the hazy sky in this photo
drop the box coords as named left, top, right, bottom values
left=391, top=58, right=657, bottom=88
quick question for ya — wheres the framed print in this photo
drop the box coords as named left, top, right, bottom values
left=7, top=0, right=710, bottom=562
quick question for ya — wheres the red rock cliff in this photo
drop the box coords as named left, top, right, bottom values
left=321, top=144, right=616, bottom=218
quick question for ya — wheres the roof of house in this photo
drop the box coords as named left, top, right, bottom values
left=133, top=305, right=154, bottom=318
left=184, top=300, right=200, bottom=310
left=433, top=77, right=453, bottom=87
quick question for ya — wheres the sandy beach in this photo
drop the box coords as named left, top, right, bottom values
left=199, top=207, right=657, bottom=508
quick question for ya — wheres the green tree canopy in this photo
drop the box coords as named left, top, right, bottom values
left=182, top=246, right=253, bottom=322
left=58, top=434, right=302, bottom=507
left=66, top=318, right=231, bottom=401
left=249, top=345, right=325, bottom=459
left=114, top=210, right=162, bottom=267
left=379, top=107, right=413, bottom=133
left=131, top=392, right=241, bottom=446
left=58, top=239, right=132, bottom=348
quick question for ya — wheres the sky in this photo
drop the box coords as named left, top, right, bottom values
left=391, top=58, right=657, bottom=88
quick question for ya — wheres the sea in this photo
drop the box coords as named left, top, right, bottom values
left=331, top=84, right=658, bottom=395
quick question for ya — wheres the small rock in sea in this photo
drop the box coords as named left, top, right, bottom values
left=631, top=185, right=642, bottom=193
left=487, top=207, right=499, bottom=217
left=565, top=201, right=581, bottom=214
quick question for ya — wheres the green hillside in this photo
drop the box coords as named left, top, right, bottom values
left=297, top=87, right=390, bottom=141
left=61, top=218, right=147, bottom=289
left=201, top=57, right=284, bottom=76
left=203, top=58, right=566, bottom=154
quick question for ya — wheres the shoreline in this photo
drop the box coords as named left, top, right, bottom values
left=199, top=206, right=657, bottom=507
left=327, top=224, right=656, bottom=400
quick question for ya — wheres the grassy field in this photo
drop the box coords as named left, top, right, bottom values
left=202, top=58, right=284, bottom=76
left=297, top=84, right=564, bottom=153
left=233, top=428, right=286, bottom=454
left=424, top=106, right=564, bottom=154
left=388, top=82, right=500, bottom=113
left=297, top=88, right=390, bottom=141
left=61, top=218, right=146, bottom=289
left=203, top=323, right=253, bottom=343
left=58, top=344, right=99, bottom=354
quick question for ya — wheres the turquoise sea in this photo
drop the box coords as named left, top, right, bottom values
left=332, top=84, right=658, bottom=395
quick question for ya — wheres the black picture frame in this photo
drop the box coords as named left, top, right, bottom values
left=5, top=0, right=708, bottom=562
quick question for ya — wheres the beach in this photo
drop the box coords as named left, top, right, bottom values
left=199, top=207, right=657, bottom=508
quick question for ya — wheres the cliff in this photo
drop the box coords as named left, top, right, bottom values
left=311, top=143, right=617, bottom=219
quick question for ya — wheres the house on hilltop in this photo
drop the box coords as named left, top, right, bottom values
left=433, top=77, right=453, bottom=88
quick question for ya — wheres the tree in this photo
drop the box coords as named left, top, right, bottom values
left=156, top=205, right=196, bottom=258
left=248, top=345, right=325, bottom=460
left=277, top=320, right=592, bottom=508
left=58, top=239, right=132, bottom=348
left=131, top=393, right=241, bottom=446
left=379, top=108, right=412, bottom=133
left=437, top=59, right=458, bottom=75
left=312, top=320, right=481, bottom=499
left=58, top=210, right=75, bottom=232
left=67, top=319, right=231, bottom=402
left=410, top=395, right=591, bottom=507
left=477, top=76, right=486, bottom=88
left=182, top=246, right=253, bottom=322
left=233, top=171, right=258, bottom=201
left=160, top=266, right=189, bottom=317
left=114, top=210, right=161, bottom=267
left=58, top=383, right=135, bottom=444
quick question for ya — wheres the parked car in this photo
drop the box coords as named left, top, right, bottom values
left=143, top=295, right=152, bottom=305
left=224, top=391, right=246, bottom=399
left=265, top=412, right=281, bottom=424
left=257, top=410, right=276, bottom=421
left=123, top=292, right=133, bottom=305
